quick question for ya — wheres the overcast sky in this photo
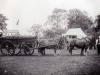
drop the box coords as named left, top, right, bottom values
left=0, top=0, right=100, bottom=34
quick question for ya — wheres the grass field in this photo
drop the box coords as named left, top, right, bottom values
left=0, top=49, right=100, bottom=75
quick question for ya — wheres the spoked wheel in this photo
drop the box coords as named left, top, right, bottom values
left=1, top=42, right=15, bottom=56
left=23, top=45, right=34, bottom=55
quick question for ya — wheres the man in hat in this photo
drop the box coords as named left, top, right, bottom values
left=96, top=36, right=100, bottom=55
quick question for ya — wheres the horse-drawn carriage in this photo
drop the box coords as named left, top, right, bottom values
left=0, top=35, right=63, bottom=56
left=0, top=32, right=94, bottom=56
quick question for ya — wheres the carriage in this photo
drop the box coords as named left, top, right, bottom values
left=0, top=35, right=62, bottom=56
left=0, top=35, right=38, bottom=56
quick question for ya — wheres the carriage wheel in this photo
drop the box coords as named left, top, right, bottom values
left=23, top=45, right=34, bottom=55
left=1, top=42, right=15, bottom=56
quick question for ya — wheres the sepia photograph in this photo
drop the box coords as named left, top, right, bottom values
left=0, top=0, right=100, bottom=75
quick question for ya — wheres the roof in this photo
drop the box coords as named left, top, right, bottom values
left=64, top=28, right=87, bottom=37
left=4, top=30, right=19, bottom=33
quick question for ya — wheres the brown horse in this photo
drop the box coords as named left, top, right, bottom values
left=65, top=36, right=93, bottom=56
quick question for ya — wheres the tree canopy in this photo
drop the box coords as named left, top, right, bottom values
left=0, top=14, right=8, bottom=31
left=44, top=8, right=68, bottom=38
left=67, top=9, right=93, bottom=31
left=28, top=24, right=43, bottom=37
left=43, top=8, right=93, bottom=38
left=88, top=14, right=100, bottom=38
left=94, top=15, right=100, bottom=32
left=29, top=8, right=94, bottom=38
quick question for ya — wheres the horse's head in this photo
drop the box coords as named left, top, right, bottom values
left=85, top=35, right=94, bottom=42
left=81, top=35, right=95, bottom=46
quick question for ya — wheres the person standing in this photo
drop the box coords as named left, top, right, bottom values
left=96, top=36, right=100, bottom=55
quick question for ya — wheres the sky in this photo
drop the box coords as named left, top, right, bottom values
left=0, top=0, right=100, bottom=34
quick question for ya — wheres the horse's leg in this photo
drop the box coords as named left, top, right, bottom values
left=67, top=43, right=70, bottom=51
left=54, top=49, right=57, bottom=56
left=40, top=47, right=45, bottom=55
left=85, top=48, right=88, bottom=56
left=69, top=44, right=74, bottom=56
left=38, top=48, right=42, bottom=56
left=42, top=47, right=46, bottom=55
left=69, top=47, right=73, bottom=56
left=85, top=46, right=89, bottom=56
left=69, top=49, right=72, bottom=56
left=41, top=50, right=44, bottom=55
left=38, top=48, right=41, bottom=56
left=81, top=48, right=84, bottom=56
left=52, top=45, right=57, bottom=56
left=44, top=49, right=46, bottom=55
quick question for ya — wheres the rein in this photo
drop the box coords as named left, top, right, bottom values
left=52, top=38, right=59, bottom=45
left=82, top=37, right=91, bottom=43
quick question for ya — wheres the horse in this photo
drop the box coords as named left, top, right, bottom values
left=64, top=36, right=93, bottom=56
left=36, top=38, right=58, bottom=56
left=36, top=37, right=65, bottom=56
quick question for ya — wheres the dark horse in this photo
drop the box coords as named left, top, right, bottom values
left=65, top=36, right=93, bottom=56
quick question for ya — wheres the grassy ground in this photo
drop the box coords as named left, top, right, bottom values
left=0, top=49, right=100, bottom=75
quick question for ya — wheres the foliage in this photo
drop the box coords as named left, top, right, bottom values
left=67, top=9, right=93, bottom=31
left=43, top=29, right=56, bottom=38
left=44, top=8, right=93, bottom=38
left=88, top=15, right=100, bottom=38
left=86, top=14, right=100, bottom=38
left=29, top=8, right=94, bottom=38
left=28, top=24, right=43, bottom=37
left=0, top=14, right=8, bottom=31
left=94, top=15, right=100, bottom=32
left=44, top=8, right=68, bottom=38
left=43, top=26, right=66, bottom=38
left=47, top=8, right=68, bottom=27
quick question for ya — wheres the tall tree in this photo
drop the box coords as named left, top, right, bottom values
left=47, top=8, right=68, bottom=27
left=44, top=8, right=68, bottom=38
left=0, top=14, right=8, bottom=31
left=67, top=9, right=93, bottom=31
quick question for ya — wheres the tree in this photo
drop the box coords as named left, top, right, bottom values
left=47, top=8, right=68, bottom=27
left=67, top=9, right=93, bottom=31
left=88, top=15, right=100, bottom=38
left=94, top=15, right=100, bottom=32
left=43, top=29, right=56, bottom=38
left=44, top=8, right=68, bottom=37
left=28, top=24, right=44, bottom=38
left=85, top=14, right=100, bottom=38
left=0, top=14, right=8, bottom=31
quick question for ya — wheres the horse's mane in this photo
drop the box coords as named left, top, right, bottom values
left=74, top=37, right=90, bottom=43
